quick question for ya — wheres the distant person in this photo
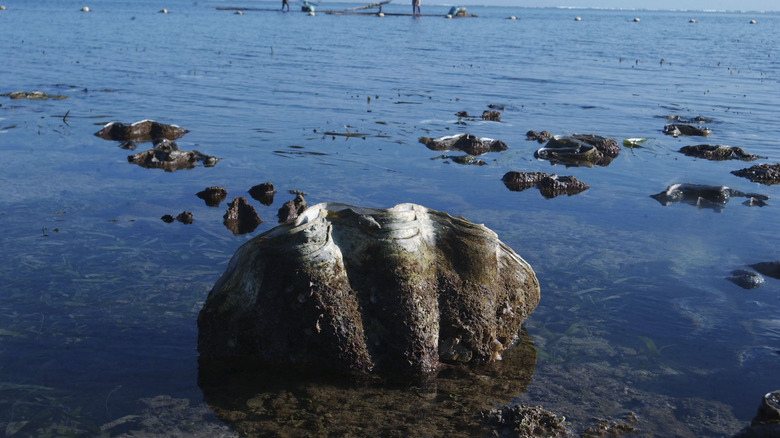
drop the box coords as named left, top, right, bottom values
left=282, top=0, right=290, bottom=12
left=412, top=0, right=420, bottom=16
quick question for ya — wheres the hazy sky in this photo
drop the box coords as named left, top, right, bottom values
left=479, top=0, right=778, bottom=11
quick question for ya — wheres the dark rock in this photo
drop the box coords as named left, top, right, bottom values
left=679, top=144, right=762, bottom=161
left=118, top=140, right=137, bottom=151
left=732, top=163, right=780, bottom=186
left=526, top=130, right=552, bottom=143
left=502, top=171, right=589, bottom=198
left=650, top=183, right=753, bottom=212
left=664, top=123, right=711, bottom=137
left=128, top=139, right=219, bottom=171
left=2, top=90, right=67, bottom=100
left=248, top=182, right=276, bottom=206
left=581, top=412, right=640, bottom=438
left=750, top=261, right=780, bottom=280
left=161, top=214, right=175, bottom=223
left=420, top=133, right=508, bottom=156
left=727, top=269, right=765, bottom=289
left=455, top=110, right=470, bottom=117
left=488, top=104, right=505, bottom=110
left=176, top=211, right=194, bottom=224
left=94, top=119, right=189, bottom=142
left=481, top=110, right=501, bottom=121
left=197, top=186, right=227, bottom=207
left=481, top=405, right=573, bottom=437
left=223, top=197, right=261, bottom=235
left=535, top=134, right=619, bottom=167
left=665, top=115, right=713, bottom=124
left=744, top=197, right=769, bottom=207
left=734, top=391, right=780, bottom=438
left=277, top=192, right=307, bottom=223
left=197, top=202, right=540, bottom=376
left=435, top=154, right=486, bottom=165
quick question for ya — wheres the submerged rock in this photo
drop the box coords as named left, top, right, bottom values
left=197, top=202, right=540, bottom=376
left=223, top=197, right=261, bottom=235
left=732, top=163, right=780, bottom=186
left=276, top=191, right=307, bottom=223
left=197, top=186, right=227, bottom=207
left=434, top=154, right=486, bottom=165
left=248, top=182, right=276, bottom=206
left=750, top=261, right=780, bottom=280
left=502, top=171, right=589, bottom=198
left=727, top=269, right=765, bottom=289
left=679, top=144, right=762, bottom=161
left=650, top=183, right=764, bottom=212
left=526, top=130, right=552, bottom=143
left=161, top=214, right=175, bottom=223
left=94, top=119, right=189, bottom=142
left=665, top=115, right=713, bottom=124
left=128, top=139, right=219, bottom=171
left=420, top=133, right=508, bottom=156
left=535, top=134, right=620, bottom=167
left=2, top=90, right=67, bottom=100
left=664, top=123, right=711, bottom=137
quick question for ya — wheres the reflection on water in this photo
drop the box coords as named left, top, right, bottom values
left=198, top=330, right=536, bottom=437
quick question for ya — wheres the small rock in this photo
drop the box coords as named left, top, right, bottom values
left=679, top=144, right=762, bottom=161
left=81, top=6, right=90, bottom=12
left=481, top=405, right=572, bottom=437
left=277, top=192, right=307, bottom=223
left=197, top=186, right=227, bottom=207
left=223, top=197, right=262, bottom=235
left=526, top=130, right=552, bottom=143
left=248, top=182, right=276, bottom=206
left=503, top=171, right=589, bottom=198
left=161, top=214, right=175, bottom=223
left=732, top=163, right=780, bottom=186
left=176, top=211, right=194, bottom=224
left=750, top=261, right=780, bottom=279
left=727, top=269, right=765, bottom=289
left=664, top=123, right=710, bottom=137
left=421, top=133, right=508, bottom=156
left=481, top=110, right=501, bottom=122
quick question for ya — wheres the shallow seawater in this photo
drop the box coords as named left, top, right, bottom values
left=1, top=0, right=779, bottom=436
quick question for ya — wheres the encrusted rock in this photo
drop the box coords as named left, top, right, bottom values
left=535, top=134, right=619, bottom=167
left=248, top=182, right=276, bottom=206
left=197, top=186, right=227, bottom=207
left=481, top=110, right=501, bottom=121
left=481, top=405, right=573, bottom=437
left=526, top=130, right=552, bottom=143
left=420, top=133, right=508, bottom=156
left=128, top=139, right=218, bottom=171
left=678, top=144, right=762, bottom=161
left=94, top=119, right=189, bottom=142
left=663, top=123, right=711, bottom=137
left=735, top=391, right=780, bottom=438
left=502, top=171, right=589, bottom=198
left=223, top=197, right=261, bottom=235
left=277, top=191, right=307, bottom=223
left=732, top=163, right=780, bottom=185
left=197, top=202, right=540, bottom=376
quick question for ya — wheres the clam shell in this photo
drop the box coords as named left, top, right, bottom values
left=197, top=202, right=540, bottom=376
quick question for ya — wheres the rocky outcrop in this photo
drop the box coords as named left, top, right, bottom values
left=197, top=202, right=540, bottom=376
left=678, top=145, right=762, bottom=161
left=502, top=171, right=589, bottom=198
left=526, top=130, right=552, bottom=143
left=127, top=139, right=219, bottom=171
left=197, top=186, right=227, bottom=207
left=732, top=163, right=780, bottom=185
left=650, top=183, right=768, bottom=212
left=223, top=197, right=261, bottom=235
left=734, top=391, right=780, bottom=438
left=95, top=120, right=189, bottom=142
left=750, top=261, right=780, bottom=279
left=420, top=133, right=508, bottom=155
left=248, top=182, right=276, bottom=206
left=727, top=269, right=766, bottom=289
left=535, top=134, right=620, bottom=167
left=664, top=123, right=711, bottom=137
left=277, top=192, right=307, bottom=223
left=481, top=110, right=501, bottom=121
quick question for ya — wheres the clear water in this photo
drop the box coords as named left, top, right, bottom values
left=1, top=1, right=779, bottom=436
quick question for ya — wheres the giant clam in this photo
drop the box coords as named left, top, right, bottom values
left=197, top=202, right=540, bottom=376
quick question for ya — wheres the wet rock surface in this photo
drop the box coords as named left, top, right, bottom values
left=650, top=183, right=767, bottom=212
left=434, top=154, right=486, bottom=165
left=734, top=391, right=780, bottom=438
left=176, top=211, right=194, bottom=225
left=482, top=110, right=501, bottom=121
left=502, top=171, right=589, bottom=198
left=222, top=197, right=261, bottom=235
left=581, top=413, right=639, bottom=438
left=127, top=139, right=219, bottom=171
left=679, top=144, right=762, bottom=161
left=750, top=261, right=780, bottom=279
left=276, top=191, right=307, bottom=223
left=727, top=269, right=766, bottom=289
left=526, top=130, right=552, bottom=143
left=732, top=163, right=780, bottom=185
left=664, top=123, right=711, bottom=137
left=420, top=133, right=508, bottom=155
left=94, top=120, right=189, bottom=142
left=2, top=90, right=67, bottom=100
left=196, top=186, right=227, bottom=207
left=248, top=182, right=276, bottom=206
left=197, top=202, right=540, bottom=376
left=535, top=134, right=620, bottom=167
left=481, top=404, right=574, bottom=437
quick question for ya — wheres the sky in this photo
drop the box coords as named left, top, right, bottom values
left=474, top=0, right=778, bottom=11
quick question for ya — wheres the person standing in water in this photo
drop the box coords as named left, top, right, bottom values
left=282, top=0, right=290, bottom=12
left=412, top=0, right=420, bottom=16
